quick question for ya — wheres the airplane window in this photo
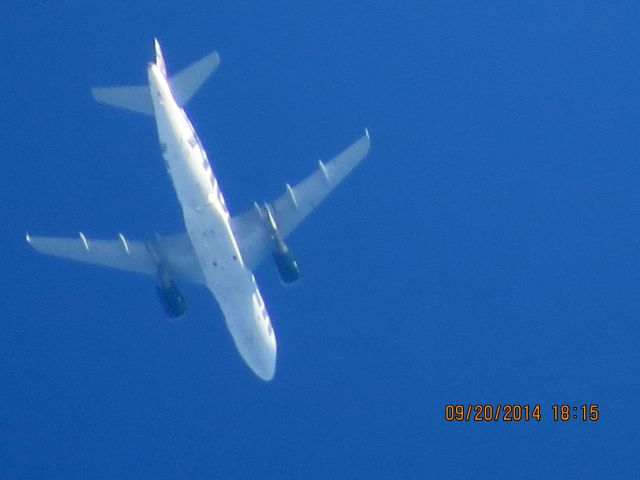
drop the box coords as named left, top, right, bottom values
left=187, top=136, right=197, bottom=148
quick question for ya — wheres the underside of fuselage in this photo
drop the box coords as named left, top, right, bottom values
left=147, top=48, right=277, bottom=381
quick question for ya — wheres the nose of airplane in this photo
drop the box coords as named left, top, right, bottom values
left=253, top=354, right=276, bottom=381
left=248, top=338, right=277, bottom=381
left=214, top=281, right=278, bottom=382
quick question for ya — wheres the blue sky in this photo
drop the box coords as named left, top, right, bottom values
left=2, top=1, right=639, bottom=478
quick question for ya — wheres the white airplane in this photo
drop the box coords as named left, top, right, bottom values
left=26, top=40, right=370, bottom=381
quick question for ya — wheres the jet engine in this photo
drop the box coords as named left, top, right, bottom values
left=155, top=269, right=187, bottom=318
left=272, top=236, right=301, bottom=284
left=260, top=202, right=302, bottom=284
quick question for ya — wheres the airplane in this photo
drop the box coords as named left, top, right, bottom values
left=26, top=40, right=370, bottom=381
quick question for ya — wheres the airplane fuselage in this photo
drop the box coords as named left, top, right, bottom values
left=147, top=63, right=277, bottom=380
left=27, top=42, right=369, bottom=381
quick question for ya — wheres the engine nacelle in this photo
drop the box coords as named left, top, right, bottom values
left=260, top=201, right=301, bottom=284
left=272, top=237, right=301, bottom=284
left=155, top=275, right=187, bottom=318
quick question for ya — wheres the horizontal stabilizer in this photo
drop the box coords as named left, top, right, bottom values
left=91, top=84, right=154, bottom=115
left=91, top=48, right=220, bottom=115
left=170, top=51, right=220, bottom=107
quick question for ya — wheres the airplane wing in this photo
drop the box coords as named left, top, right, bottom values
left=231, top=131, right=370, bottom=270
left=26, top=232, right=206, bottom=284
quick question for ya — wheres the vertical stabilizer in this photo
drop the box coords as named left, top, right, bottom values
left=154, top=38, right=168, bottom=77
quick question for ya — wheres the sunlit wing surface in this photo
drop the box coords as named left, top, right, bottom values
left=231, top=130, right=370, bottom=270
left=26, top=232, right=205, bottom=284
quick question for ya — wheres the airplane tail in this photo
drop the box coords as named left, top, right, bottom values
left=153, top=38, right=168, bottom=78
left=91, top=39, right=220, bottom=116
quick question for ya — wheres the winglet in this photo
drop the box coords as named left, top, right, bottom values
left=364, top=128, right=370, bottom=140
left=25, top=233, right=32, bottom=244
